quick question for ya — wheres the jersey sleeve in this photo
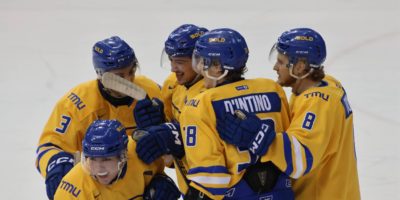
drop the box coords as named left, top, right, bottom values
left=264, top=91, right=341, bottom=179
left=36, top=95, right=92, bottom=178
left=180, top=97, right=230, bottom=200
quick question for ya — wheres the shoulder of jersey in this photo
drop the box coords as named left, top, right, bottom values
left=126, top=137, right=139, bottom=159
left=299, top=74, right=345, bottom=102
left=61, top=163, right=87, bottom=184
left=203, top=78, right=280, bottom=96
left=57, top=79, right=103, bottom=115
left=163, top=73, right=179, bottom=90
left=134, top=75, right=162, bottom=91
left=126, top=138, right=164, bottom=171
left=174, top=78, right=205, bottom=94
left=58, top=163, right=95, bottom=197
left=250, top=78, right=283, bottom=88
left=192, top=78, right=206, bottom=92
left=252, top=77, right=278, bottom=84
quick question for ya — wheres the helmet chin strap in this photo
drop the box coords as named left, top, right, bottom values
left=111, top=160, right=126, bottom=184
left=112, top=152, right=128, bottom=184
left=288, top=65, right=314, bottom=95
left=288, top=65, right=314, bottom=80
left=204, top=69, right=229, bottom=88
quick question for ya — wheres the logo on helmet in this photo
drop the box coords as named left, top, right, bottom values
left=295, top=36, right=314, bottom=41
left=208, top=52, right=221, bottom=56
left=91, top=146, right=105, bottom=151
left=94, top=46, right=104, bottom=54
left=190, top=31, right=206, bottom=39
left=116, top=125, right=124, bottom=132
left=208, top=37, right=226, bottom=43
left=295, top=50, right=309, bottom=54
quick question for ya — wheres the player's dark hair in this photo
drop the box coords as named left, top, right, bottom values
left=224, top=66, right=247, bottom=83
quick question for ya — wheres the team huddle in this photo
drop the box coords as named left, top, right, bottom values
left=36, top=25, right=361, bottom=200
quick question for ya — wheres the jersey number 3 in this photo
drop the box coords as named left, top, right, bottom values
left=55, top=115, right=71, bottom=134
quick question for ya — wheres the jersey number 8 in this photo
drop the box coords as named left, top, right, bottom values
left=185, top=126, right=197, bottom=147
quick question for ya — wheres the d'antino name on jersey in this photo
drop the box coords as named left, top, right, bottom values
left=212, top=92, right=282, bottom=115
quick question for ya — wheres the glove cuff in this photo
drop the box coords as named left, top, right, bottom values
left=47, top=152, right=74, bottom=174
left=248, top=124, right=276, bottom=156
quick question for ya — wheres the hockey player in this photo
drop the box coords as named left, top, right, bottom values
left=179, top=28, right=294, bottom=199
left=134, top=24, right=208, bottom=195
left=160, top=24, right=208, bottom=122
left=36, top=36, right=164, bottom=199
left=54, top=119, right=180, bottom=200
left=216, top=28, right=361, bottom=199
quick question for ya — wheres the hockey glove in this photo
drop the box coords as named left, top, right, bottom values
left=216, top=110, right=276, bottom=157
left=136, top=122, right=184, bottom=164
left=134, top=98, right=165, bottom=129
left=45, top=152, right=74, bottom=200
left=143, top=174, right=181, bottom=200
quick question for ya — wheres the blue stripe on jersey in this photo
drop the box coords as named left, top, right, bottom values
left=195, top=182, right=229, bottom=195
left=36, top=142, right=62, bottom=153
left=206, top=187, right=228, bottom=195
left=341, top=88, right=353, bottom=118
left=283, top=132, right=293, bottom=176
left=212, top=92, right=282, bottom=118
left=188, top=166, right=229, bottom=175
left=36, top=143, right=63, bottom=173
left=319, top=80, right=328, bottom=87
left=36, top=147, right=60, bottom=173
left=302, top=143, right=313, bottom=175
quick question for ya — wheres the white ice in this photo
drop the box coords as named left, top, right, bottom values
left=0, top=0, right=399, bottom=199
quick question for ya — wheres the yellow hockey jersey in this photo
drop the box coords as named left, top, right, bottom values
left=54, top=138, right=165, bottom=200
left=36, top=76, right=162, bottom=178
left=161, top=73, right=206, bottom=194
left=161, top=73, right=206, bottom=122
left=180, top=78, right=291, bottom=199
left=263, top=75, right=360, bottom=200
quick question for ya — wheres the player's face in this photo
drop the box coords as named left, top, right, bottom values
left=273, top=53, right=296, bottom=87
left=85, top=156, right=121, bottom=185
left=170, top=57, right=197, bottom=85
left=104, top=65, right=136, bottom=98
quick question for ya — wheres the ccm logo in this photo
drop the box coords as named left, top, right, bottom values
left=91, top=147, right=105, bottom=151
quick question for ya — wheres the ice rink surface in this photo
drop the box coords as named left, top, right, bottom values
left=0, top=0, right=399, bottom=199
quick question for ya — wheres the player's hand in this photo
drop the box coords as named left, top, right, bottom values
left=143, top=174, right=181, bottom=200
left=136, top=123, right=184, bottom=164
left=216, top=110, right=276, bottom=156
left=134, top=98, right=165, bottom=129
left=45, top=152, right=74, bottom=200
